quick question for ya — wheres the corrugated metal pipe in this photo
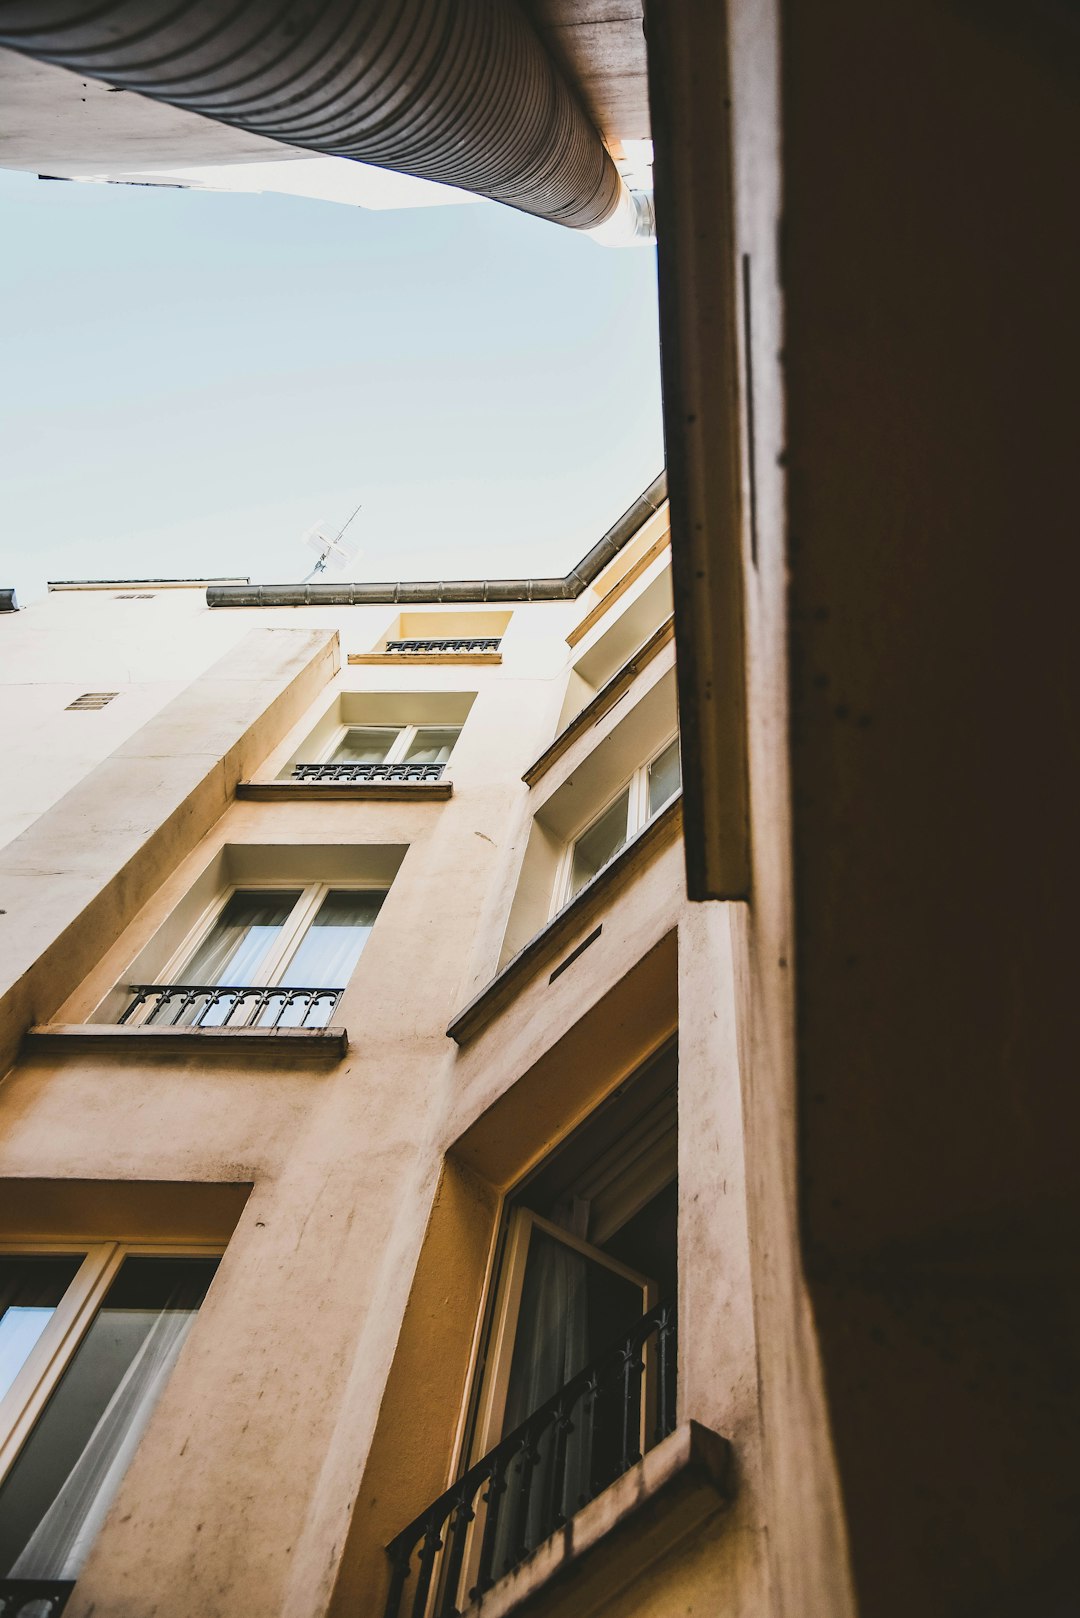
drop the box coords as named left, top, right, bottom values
left=0, top=0, right=639, bottom=232
left=206, top=471, right=667, bottom=607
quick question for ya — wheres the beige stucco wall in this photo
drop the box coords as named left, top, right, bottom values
left=0, top=527, right=771, bottom=1618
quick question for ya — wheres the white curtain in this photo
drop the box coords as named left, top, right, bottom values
left=10, top=1303, right=197, bottom=1579
left=331, top=727, right=397, bottom=764
left=279, top=891, right=382, bottom=990
left=496, top=1232, right=591, bottom=1567
left=182, top=891, right=298, bottom=986
left=403, top=728, right=458, bottom=767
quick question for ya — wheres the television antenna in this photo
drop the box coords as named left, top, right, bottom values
left=301, top=499, right=363, bottom=581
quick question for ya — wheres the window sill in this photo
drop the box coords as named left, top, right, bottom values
left=236, top=780, right=452, bottom=801
left=522, top=617, right=675, bottom=789
left=22, top=1024, right=348, bottom=1063
left=348, top=651, right=502, bottom=666
left=459, top=1421, right=732, bottom=1618
left=447, top=794, right=682, bottom=1045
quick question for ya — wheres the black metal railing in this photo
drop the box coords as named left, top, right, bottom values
left=290, top=761, right=445, bottom=783
left=119, top=985, right=343, bottom=1029
left=384, top=638, right=501, bottom=654
left=384, top=1299, right=676, bottom=1618
left=0, top=1581, right=75, bottom=1617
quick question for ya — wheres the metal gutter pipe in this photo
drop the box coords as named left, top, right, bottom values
left=205, top=472, right=667, bottom=607
left=0, top=0, right=633, bottom=232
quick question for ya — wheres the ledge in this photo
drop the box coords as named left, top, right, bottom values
left=348, top=651, right=502, bottom=666
left=22, top=1024, right=348, bottom=1064
left=236, top=781, right=452, bottom=802
left=461, top=1422, right=732, bottom=1618
left=523, top=617, right=675, bottom=788
left=566, top=529, right=670, bottom=649
left=447, top=795, right=682, bottom=1045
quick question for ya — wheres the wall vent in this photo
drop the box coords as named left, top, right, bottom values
left=66, top=692, right=118, bottom=711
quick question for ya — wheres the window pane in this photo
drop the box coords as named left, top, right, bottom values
left=647, top=738, right=681, bottom=819
left=496, top=1228, right=646, bottom=1562
left=181, top=890, right=300, bottom=985
left=0, top=1256, right=84, bottom=1403
left=569, top=790, right=631, bottom=899
left=503, top=1231, right=645, bottom=1433
left=330, top=726, right=399, bottom=765
left=0, top=1255, right=218, bottom=1579
left=402, top=726, right=459, bottom=767
left=278, top=890, right=384, bottom=989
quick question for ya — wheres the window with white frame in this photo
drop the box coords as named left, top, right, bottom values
left=275, top=691, right=475, bottom=785
left=324, top=724, right=460, bottom=770
left=121, top=882, right=384, bottom=1029
left=558, top=735, right=681, bottom=908
left=0, top=1245, right=218, bottom=1584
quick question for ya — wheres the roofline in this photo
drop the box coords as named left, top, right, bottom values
left=48, top=578, right=251, bottom=591
left=205, top=473, right=668, bottom=608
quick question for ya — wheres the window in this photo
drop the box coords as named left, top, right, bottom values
left=275, top=692, right=476, bottom=785
left=559, top=735, right=681, bottom=908
left=120, top=883, right=383, bottom=1029
left=0, top=1246, right=218, bottom=1586
left=323, top=724, right=459, bottom=770
left=384, top=1046, right=678, bottom=1615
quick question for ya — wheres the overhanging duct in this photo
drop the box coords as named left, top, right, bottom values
left=0, top=0, right=625, bottom=229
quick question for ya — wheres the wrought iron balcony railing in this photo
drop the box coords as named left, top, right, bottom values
left=290, top=761, right=445, bottom=783
left=384, top=637, right=501, bottom=654
left=119, top=984, right=343, bottom=1029
left=384, top=1298, right=676, bottom=1618
left=0, top=1580, right=75, bottom=1616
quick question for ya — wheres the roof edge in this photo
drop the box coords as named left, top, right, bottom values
left=205, top=473, right=668, bottom=609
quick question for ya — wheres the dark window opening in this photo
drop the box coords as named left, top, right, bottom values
left=384, top=1041, right=677, bottom=1616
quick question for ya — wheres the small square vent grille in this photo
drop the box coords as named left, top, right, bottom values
left=66, top=692, right=118, bottom=711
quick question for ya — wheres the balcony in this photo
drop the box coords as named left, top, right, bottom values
left=118, top=984, right=343, bottom=1029
left=290, top=761, right=446, bottom=784
left=384, top=637, right=501, bottom=654
left=0, top=1581, right=75, bottom=1616
left=384, top=1300, right=676, bottom=1618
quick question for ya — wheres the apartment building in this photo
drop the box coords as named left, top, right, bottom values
left=0, top=483, right=769, bottom=1618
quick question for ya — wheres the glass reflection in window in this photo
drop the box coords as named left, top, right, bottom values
left=0, top=1257, right=85, bottom=1404
left=647, top=738, right=681, bottom=819
left=569, top=790, right=631, bottom=899
left=329, top=727, right=398, bottom=766
left=181, top=890, right=300, bottom=986
left=0, top=1255, right=218, bottom=1581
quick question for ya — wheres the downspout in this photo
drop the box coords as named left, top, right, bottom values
left=0, top=0, right=650, bottom=235
left=205, top=472, right=667, bottom=607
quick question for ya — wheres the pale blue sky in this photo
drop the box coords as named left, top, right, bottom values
left=0, top=169, right=663, bottom=602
